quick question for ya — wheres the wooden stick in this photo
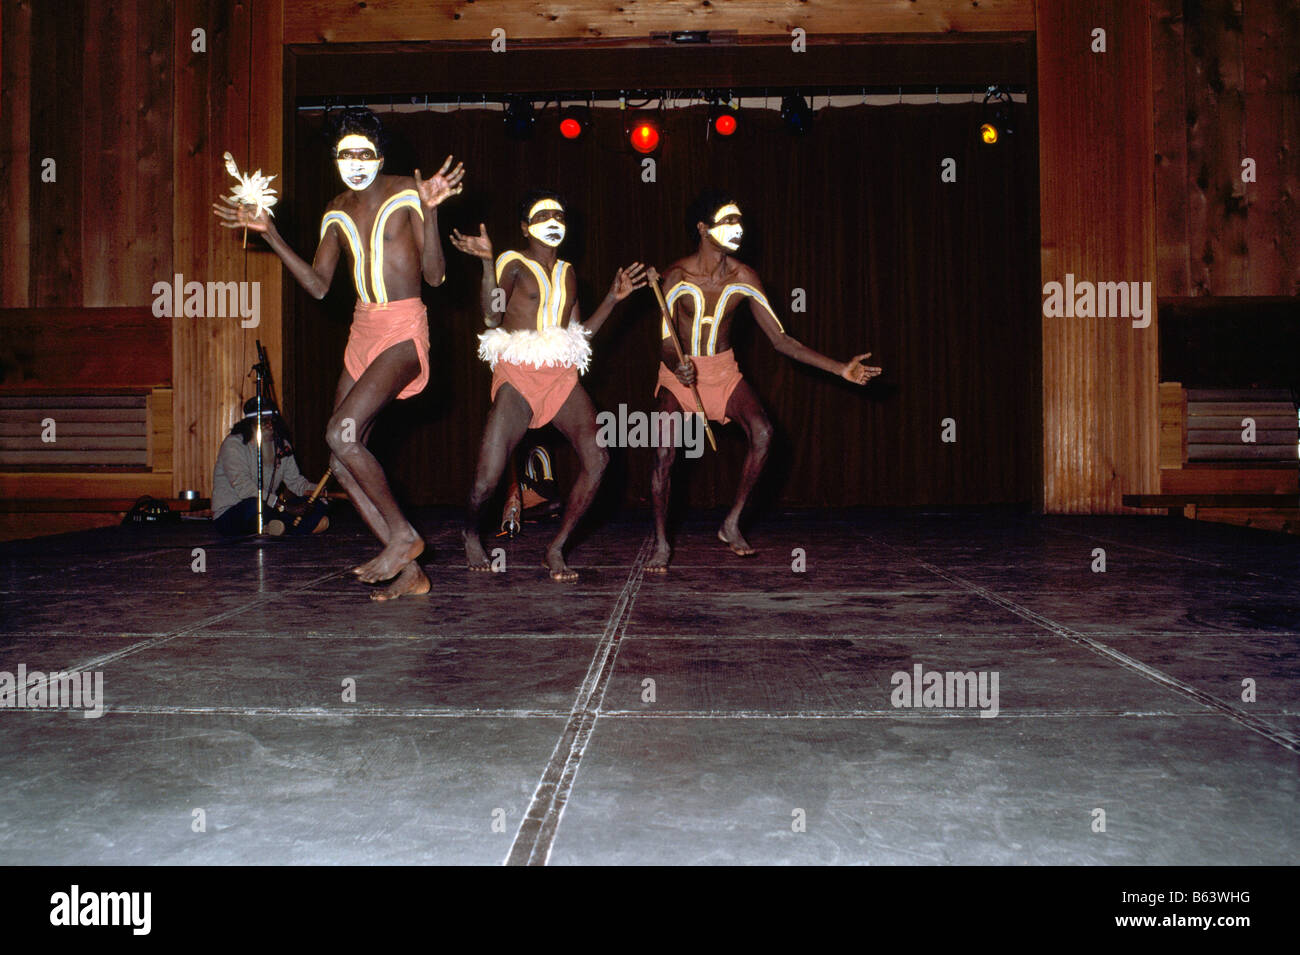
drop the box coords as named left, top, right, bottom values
left=291, top=467, right=332, bottom=528
left=647, top=269, right=718, bottom=452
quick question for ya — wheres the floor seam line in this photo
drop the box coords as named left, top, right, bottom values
left=504, top=535, right=652, bottom=866
left=50, top=569, right=350, bottom=680
left=889, top=548, right=1300, bottom=754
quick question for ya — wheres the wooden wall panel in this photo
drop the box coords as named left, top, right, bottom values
left=1154, top=0, right=1299, bottom=297
left=1185, top=0, right=1250, bottom=295
left=2, top=0, right=172, bottom=309
left=1154, top=0, right=1191, bottom=296
left=247, top=0, right=285, bottom=409
left=171, top=0, right=284, bottom=497
left=27, top=0, right=84, bottom=307
left=82, top=0, right=174, bottom=306
left=173, top=0, right=258, bottom=497
left=0, top=0, right=32, bottom=308
left=1037, top=0, right=1160, bottom=512
left=283, top=0, right=1035, bottom=45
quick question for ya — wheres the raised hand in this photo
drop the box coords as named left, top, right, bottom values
left=608, top=262, right=647, bottom=301
left=841, top=352, right=883, bottom=385
left=674, top=358, right=697, bottom=387
left=414, top=156, right=465, bottom=209
left=450, top=223, right=493, bottom=260
left=212, top=200, right=272, bottom=233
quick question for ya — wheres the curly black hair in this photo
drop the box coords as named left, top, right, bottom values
left=518, top=188, right=566, bottom=224
left=686, top=188, right=738, bottom=242
left=327, top=107, right=387, bottom=158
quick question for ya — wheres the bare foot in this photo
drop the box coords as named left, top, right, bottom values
left=357, top=532, right=425, bottom=584
left=646, top=540, right=672, bottom=573
left=718, top=523, right=756, bottom=557
left=544, top=546, right=578, bottom=582
left=463, top=529, right=492, bottom=571
left=370, top=561, right=431, bottom=601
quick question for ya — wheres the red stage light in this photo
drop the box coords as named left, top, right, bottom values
left=560, top=117, right=583, bottom=140
left=714, top=113, right=737, bottom=136
left=630, top=120, right=660, bottom=154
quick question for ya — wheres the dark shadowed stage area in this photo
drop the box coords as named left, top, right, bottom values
left=1, top=509, right=1296, bottom=865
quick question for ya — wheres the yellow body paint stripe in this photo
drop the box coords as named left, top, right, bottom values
left=321, top=211, right=369, bottom=303
left=663, top=281, right=781, bottom=356
left=549, top=261, right=570, bottom=329
left=665, top=282, right=707, bottom=353
left=369, top=190, right=422, bottom=303
left=495, top=251, right=569, bottom=330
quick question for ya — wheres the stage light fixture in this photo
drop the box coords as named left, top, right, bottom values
left=980, top=86, right=1015, bottom=145
left=503, top=96, right=536, bottom=141
left=559, top=105, right=591, bottom=141
left=629, top=116, right=661, bottom=154
left=780, top=94, right=812, bottom=136
left=710, top=103, right=739, bottom=137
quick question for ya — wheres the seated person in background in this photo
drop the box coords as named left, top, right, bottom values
left=212, top=398, right=329, bottom=536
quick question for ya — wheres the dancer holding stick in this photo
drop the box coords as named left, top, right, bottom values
left=646, top=190, right=882, bottom=573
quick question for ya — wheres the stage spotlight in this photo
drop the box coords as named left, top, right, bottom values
left=980, top=86, right=1015, bottom=145
left=780, top=94, right=812, bottom=136
left=503, top=96, right=536, bottom=140
left=559, top=105, right=590, bottom=141
left=629, top=116, right=661, bottom=154
left=710, top=103, right=739, bottom=137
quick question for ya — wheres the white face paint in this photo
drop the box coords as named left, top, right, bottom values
left=708, top=204, right=744, bottom=251
left=335, top=134, right=381, bottom=191
left=526, top=199, right=566, bottom=247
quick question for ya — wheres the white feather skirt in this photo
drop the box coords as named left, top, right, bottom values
left=477, top=323, right=593, bottom=373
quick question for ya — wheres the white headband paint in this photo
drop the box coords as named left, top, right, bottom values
left=528, top=198, right=564, bottom=219
left=336, top=134, right=379, bottom=155
left=712, top=203, right=741, bottom=223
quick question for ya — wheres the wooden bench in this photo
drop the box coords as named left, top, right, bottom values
left=1132, top=382, right=1299, bottom=533
left=0, top=307, right=174, bottom=540
left=0, top=391, right=174, bottom=469
left=1184, top=388, right=1297, bottom=463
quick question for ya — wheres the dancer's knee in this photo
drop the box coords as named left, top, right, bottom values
left=326, top=415, right=360, bottom=457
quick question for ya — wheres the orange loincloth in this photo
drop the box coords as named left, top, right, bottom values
left=492, top=361, right=579, bottom=429
left=343, top=297, right=430, bottom=401
left=654, top=348, right=744, bottom=424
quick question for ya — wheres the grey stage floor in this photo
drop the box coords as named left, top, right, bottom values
left=1, top=508, right=1297, bottom=865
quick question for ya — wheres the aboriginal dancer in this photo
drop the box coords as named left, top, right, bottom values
left=646, top=189, right=882, bottom=572
left=451, top=190, right=645, bottom=581
left=213, top=107, right=464, bottom=599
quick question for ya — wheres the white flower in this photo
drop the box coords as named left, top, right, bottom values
left=222, top=151, right=279, bottom=218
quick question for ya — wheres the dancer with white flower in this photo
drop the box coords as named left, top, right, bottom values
left=212, top=107, right=464, bottom=600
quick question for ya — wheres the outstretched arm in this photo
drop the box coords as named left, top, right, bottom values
left=212, top=202, right=341, bottom=300
left=450, top=224, right=512, bottom=327
left=575, top=261, right=646, bottom=336
left=413, top=157, right=465, bottom=287
left=745, top=273, right=881, bottom=384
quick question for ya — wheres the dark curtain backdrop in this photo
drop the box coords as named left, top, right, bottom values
left=284, top=103, right=1039, bottom=514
